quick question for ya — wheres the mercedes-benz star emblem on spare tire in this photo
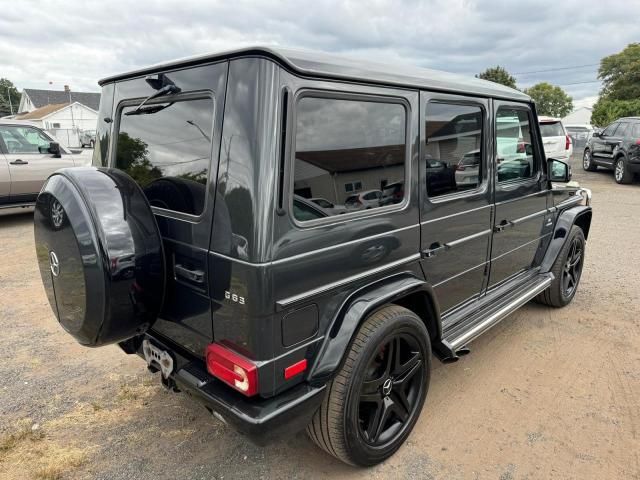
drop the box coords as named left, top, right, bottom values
left=49, top=251, right=60, bottom=277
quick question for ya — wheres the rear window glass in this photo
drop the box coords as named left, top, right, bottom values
left=293, top=96, right=406, bottom=221
left=115, top=96, right=214, bottom=216
left=539, top=122, right=564, bottom=137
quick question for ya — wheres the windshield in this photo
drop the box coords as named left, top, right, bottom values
left=540, top=122, right=564, bottom=137
left=312, top=198, right=332, bottom=208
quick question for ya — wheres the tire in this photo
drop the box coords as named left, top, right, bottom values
left=536, top=226, right=585, bottom=307
left=582, top=149, right=597, bottom=171
left=307, top=305, right=431, bottom=466
left=614, top=156, right=633, bottom=184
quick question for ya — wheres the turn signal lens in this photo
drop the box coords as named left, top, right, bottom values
left=284, top=359, right=307, bottom=380
left=205, top=343, right=258, bottom=396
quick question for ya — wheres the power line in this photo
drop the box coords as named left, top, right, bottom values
left=513, top=63, right=599, bottom=75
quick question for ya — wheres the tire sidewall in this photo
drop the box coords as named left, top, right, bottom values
left=342, top=312, right=431, bottom=465
left=583, top=149, right=594, bottom=171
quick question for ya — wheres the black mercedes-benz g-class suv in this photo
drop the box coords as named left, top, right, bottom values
left=34, top=47, right=592, bottom=466
left=583, top=116, right=640, bottom=184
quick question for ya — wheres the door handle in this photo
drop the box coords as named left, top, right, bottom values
left=421, top=241, right=449, bottom=258
left=493, top=219, right=514, bottom=233
left=174, top=264, right=205, bottom=284
left=9, top=159, right=28, bottom=165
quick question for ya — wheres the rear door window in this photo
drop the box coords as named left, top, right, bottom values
left=292, top=95, right=407, bottom=222
left=615, top=122, right=630, bottom=137
left=115, top=96, right=214, bottom=216
left=424, top=102, right=484, bottom=196
left=539, top=122, right=564, bottom=137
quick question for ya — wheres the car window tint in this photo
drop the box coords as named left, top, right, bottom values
left=616, top=123, right=629, bottom=137
left=540, top=122, right=564, bottom=137
left=115, top=96, right=214, bottom=216
left=293, top=199, right=326, bottom=221
left=0, top=126, right=52, bottom=154
left=293, top=96, right=406, bottom=221
left=496, top=108, right=538, bottom=183
left=425, top=102, right=483, bottom=197
left=602, top=123, right=618, bottom=136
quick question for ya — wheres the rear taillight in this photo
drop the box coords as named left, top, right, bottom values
left=457, top=166, right=465, bottom=171
left=205, top=343, right=258, bottom=396
left=565, top=135, right=571, bottom=150
left=516, top=142, right=526, bottom=153
left=635, top=139, right=640, bottom=145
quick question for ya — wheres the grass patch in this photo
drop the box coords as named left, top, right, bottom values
left=35, top=447, right=87, bottom=480
left=0, top=418, right=43, bottom=454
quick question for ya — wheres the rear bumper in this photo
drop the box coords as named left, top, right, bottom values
left=134, top=334, right=325, bottom=445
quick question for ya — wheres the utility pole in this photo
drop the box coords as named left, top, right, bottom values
left=6, top=86, right=14, bottom=115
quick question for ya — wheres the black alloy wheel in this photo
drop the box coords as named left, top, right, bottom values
left=561, top=235, right=583, bottom=298
left=307, top=305, right=431, bottom=466
left=358, top=334, right=424, bottom=446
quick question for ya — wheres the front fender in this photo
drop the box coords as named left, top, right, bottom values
left=307, top=273, right=439, bottom=386
left=540, top=205, right=592, bottom=273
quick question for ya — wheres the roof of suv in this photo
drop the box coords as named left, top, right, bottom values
left=98, top=46, right=530, bottom=102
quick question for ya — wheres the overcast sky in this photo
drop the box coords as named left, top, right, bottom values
left=2, top=0, right=638, bottom=108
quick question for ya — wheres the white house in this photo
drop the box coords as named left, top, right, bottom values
left=18, top=86, right=101, bottom=114
left=15, top=102, right=98, bottom=147
left=562, top=107, right=593, bottom=126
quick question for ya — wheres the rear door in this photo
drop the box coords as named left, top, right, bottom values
left=111, top=62, right=228, bottom=356
left=0, top=125, right=75, bottom=203
left=540, top=120, right=568, bottom=160
left=420, top=93, right=492, bottom=314
left=0, top=135, right=9, bottom=205
left=489, top=102, right=550, bottom=287
left=592, top=122, right=619, bottom=161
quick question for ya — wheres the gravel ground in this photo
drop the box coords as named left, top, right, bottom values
left=0, top=158, right=638, bottom=479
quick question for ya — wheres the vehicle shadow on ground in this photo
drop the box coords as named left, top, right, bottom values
left=0, top=210, right=34, bottom=227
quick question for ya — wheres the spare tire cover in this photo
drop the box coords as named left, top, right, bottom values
left=34, top=167, right=165, bottom=346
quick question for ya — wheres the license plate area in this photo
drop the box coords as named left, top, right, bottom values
left=142, top=339, right=174, bottom=379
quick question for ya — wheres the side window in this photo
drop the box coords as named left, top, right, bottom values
left=616, top=122, right=629, bottom=137
left=115, top=96, right=214, bottom=216
left=293, top=198, right=327, bottom=221
left=602, top=123, right=618, bottom=137
left=293, top=96, right=406, bottom=222
left=0, top=126, right=52, bottom=154
left=425, top=102, right=483, bottom=197
left=496, top=108, right=538, bottom=183
left=633, top=124, right=640, bottom=138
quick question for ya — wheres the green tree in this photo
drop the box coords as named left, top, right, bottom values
left=476, top=66, right=517, bottom=89
left=0, top=78, right=21, bottom=117
left=116, top=132, right=162, bottom=186
left=524, top=82, right=573, bottom=117
left=591, top=98, right=640, bottom=127
left=591, top=43, right=640, bottom=126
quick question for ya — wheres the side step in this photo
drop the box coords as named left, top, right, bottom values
left=442, top=273, right=553, bottom=351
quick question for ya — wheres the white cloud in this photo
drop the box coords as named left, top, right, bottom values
left=1, top=0, right=638, bottom=103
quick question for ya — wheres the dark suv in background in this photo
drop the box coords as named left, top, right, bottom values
left=33, top=46, right=592, bottom=467
left=583, top=117, right=640, bottom=184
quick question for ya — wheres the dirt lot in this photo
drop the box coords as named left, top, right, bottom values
left=1, top=162, right=639, bottom=480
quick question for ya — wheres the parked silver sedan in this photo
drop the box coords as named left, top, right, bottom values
left=0, top=120, right=90, bottom=209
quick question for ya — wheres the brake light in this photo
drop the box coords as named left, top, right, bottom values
left=635, top=139, right=640, bottom=145
left=205, top=343, right=258, bottom=396
left=516, top=141, right=526, bottom=153
left=565, top=135, right=571, bottom=150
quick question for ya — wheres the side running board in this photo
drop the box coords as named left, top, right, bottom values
left=442, top=273, right=553, bottom=351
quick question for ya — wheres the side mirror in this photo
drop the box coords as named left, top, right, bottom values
left=48, top=142, right=61, bottom=158
left=592, top=131, right=601, bottom=138
left=548, top=158, right=571, bottom=182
